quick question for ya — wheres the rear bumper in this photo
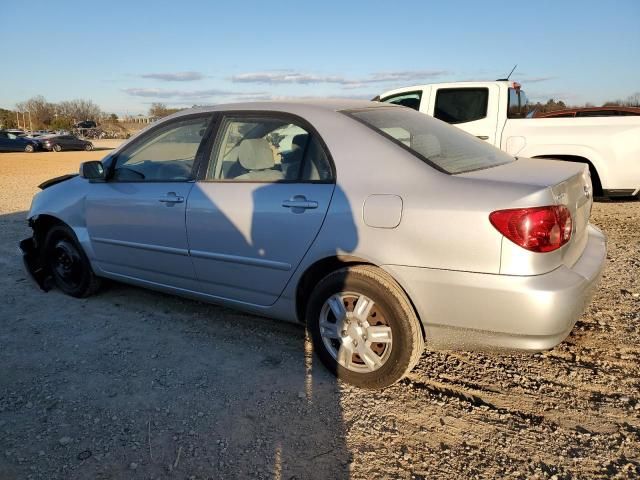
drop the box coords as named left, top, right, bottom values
left=384, top=224, right=607, bottom=352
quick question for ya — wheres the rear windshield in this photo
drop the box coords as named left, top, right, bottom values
left=348, top=107, right=514, bottom=174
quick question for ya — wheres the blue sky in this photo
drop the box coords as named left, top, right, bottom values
left=2, top=0, right=639, bottom=115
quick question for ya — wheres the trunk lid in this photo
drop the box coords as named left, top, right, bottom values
left=460, top=157, right=593, bottom=274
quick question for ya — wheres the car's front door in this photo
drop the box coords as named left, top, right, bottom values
left=61, top=136, right=77, bottom=150
left=186, top=114, right=335, bottom=306
left=85, top=114, right=213, bottom=290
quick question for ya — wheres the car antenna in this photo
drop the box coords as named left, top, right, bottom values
left=497, top=64, right=517, bottom=81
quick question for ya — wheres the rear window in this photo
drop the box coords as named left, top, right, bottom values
left=380, top=91, right=422, bottom=111
left=434, top=88, right=488, bottom=124
left=348, top=107, right=514, bottom=174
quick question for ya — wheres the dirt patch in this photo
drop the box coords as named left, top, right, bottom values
left=0, top=150, right=639, bottom=479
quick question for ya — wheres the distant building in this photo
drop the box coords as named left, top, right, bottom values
left=119, top=115, right=158, bottom=124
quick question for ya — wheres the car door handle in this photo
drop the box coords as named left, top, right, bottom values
left=282, top=196, right=318, bottom=210
left=158, top=192, right=184, bottom=204
left=476, top=135, right=490, bottom=140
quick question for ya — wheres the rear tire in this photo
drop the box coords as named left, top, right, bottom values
left=307, top=265, right=424, bottom=389
left=24, top=144, right=34, bottom=153
left=43, top=225, right=100, bottom=298
left=53, top=144, right=62, bottom=152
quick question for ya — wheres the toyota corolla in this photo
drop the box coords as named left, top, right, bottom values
left=20, top=101, right=606, bottom=388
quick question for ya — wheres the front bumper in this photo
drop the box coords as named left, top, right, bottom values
left=384, top=224, right=607, bottom=352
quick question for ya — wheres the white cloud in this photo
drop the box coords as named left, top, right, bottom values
left=231, top=69, right=448, bottom=86
left=519, top=76, right=557, bottom=84
left=123, top=87, right=265, bottom=99
left=140, top=71, right=205, bottom=82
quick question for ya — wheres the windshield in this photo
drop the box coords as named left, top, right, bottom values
left=347, top=107, right=514, bottom=174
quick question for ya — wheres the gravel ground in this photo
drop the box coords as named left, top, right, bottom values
left=0, top=147, right=639, bottom=479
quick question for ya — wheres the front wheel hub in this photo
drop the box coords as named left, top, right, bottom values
left=51, top=240, right=83, bottom=289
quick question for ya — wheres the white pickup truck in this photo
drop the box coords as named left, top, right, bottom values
left=376, top=81, right=640, bottom=198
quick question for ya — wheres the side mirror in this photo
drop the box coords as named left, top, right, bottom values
left=79, top=161, right=105, bottom=181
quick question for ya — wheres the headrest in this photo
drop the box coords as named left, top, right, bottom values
left=238, top=138, right=274, bottom=170
left=412, top=133, right=441, bottom=158
left=292, top=133, right=308, bottom=150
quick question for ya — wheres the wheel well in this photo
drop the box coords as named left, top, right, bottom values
left=532, top=155, right=603, bottom=196
left=30, top=214, right=65, bottom=249
left=295, top=256, right=368, bottom=323
left=294, top=256, right=427, bottom=342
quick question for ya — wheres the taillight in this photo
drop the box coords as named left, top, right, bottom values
left=489, top=205, right=572, bottom=253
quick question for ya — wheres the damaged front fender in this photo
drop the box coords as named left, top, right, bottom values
left=19, top=236, right=52, bottom=292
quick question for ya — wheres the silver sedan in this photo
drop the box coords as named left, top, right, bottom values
left=20, top=100, right=606, bottom=388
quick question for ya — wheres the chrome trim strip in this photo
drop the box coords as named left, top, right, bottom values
left=91, top=237, right=189, bottom=256
left=189, top=249, right=292, bottom=271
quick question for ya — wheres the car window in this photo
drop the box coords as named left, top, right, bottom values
left=206, top=116, right=333, bottom=182
left=434, top=88, right=488, bottom=124
left=576, top=110, right=626, bottom=117
left=545, top=112, right=574, bottom=118
left=112, top=116, right=211, bottom=182
left=348, top=107, right=514, bottom=174
left=507, top=88, right=531, bottom=119
left=381, top=91, right=422, bottom=111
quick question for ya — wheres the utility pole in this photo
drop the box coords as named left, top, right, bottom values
left=16, top=111, right=20, bottom=129
left=28, top=111, right=33, bottom=132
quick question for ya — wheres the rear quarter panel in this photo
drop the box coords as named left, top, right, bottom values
left=279, top=109, right=530, bottom=282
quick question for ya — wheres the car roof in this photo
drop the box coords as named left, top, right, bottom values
left=166, top=99, right=397, bottom=120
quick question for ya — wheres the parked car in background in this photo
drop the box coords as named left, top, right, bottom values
left=376, top=81, right=640, bottom=198
left=27, top=130, right=52, bottom=138
left=20, top=101, right=606, bottom=388
left=0, top=130, right=40, bottom=152
left=74, top=120, right=97, bottom=129
left=5, top=129, right=27, bottom=137
left=41, top=134, right=93, bottom=152
left=534, top=106, right=640, bottom=118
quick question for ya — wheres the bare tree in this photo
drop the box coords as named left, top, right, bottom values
left=57, top=99, right=102, bottom=122
left=149, top=102, right=181, bottom=118
left=626, top=93, right=640, bottom=107
left=15, top=95, right=56, bottom=128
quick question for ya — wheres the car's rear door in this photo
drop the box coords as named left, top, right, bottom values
left=186, top=113, right=335, bottom=306
left=427, top=85, right=501, bottom=146
left=85, top=114, right=213, bottom=290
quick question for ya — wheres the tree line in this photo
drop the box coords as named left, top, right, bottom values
left=528, top=92, right=640, bottom=114
left=2, top=92, right=639, bottom=131
left=0, top=96, right=111, bottom=130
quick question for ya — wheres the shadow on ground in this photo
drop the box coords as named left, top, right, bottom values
left=0, top=211, right=351, bottom=479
